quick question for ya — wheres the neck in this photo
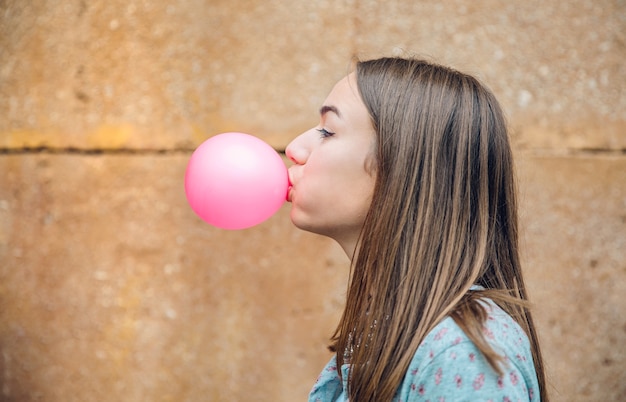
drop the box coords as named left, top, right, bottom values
left=335, top=235, right=359, bottom=261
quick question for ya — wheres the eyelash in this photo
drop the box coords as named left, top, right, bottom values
left=317, top=128, right=335, bottom=138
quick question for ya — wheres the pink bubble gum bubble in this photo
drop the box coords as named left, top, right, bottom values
left=184, top=132, right=289, bottom=230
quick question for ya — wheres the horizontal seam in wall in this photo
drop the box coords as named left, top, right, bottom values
left=0, top=147, right=623, bottom=157
left=0, top=147, right=288, bottom=156
left=516, top=148, right=626, bottom=157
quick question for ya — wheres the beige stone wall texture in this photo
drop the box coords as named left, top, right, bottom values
left=0, top=1, right=624, bottom=401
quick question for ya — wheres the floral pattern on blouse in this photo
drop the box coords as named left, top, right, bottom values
left=309, top=300, right=540, bottom=401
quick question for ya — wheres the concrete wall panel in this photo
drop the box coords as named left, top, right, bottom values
left=0, top=153, right=348, bottom=401
left=354, top=0, right=626, bottom=151
left=0, top=0, right=356, bottom=150
left=517, top=155, right=626, bottom=400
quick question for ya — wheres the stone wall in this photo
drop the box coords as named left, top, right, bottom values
left=1, top=1, right=624, bottom=401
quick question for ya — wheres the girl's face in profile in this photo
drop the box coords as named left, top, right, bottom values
left=286, top=73, right=376, bottom=254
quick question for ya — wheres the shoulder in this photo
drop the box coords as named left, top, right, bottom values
left=395, top=302, right=540, bottom=401
left=308, top=355, right=345, bottom=402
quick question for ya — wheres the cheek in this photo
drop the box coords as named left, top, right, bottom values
left=289, top=154, right=375, bottom=234
left=327, top=163, right=375, bottom=217
left=346, top=177, right=376, bottom=213
left=344, top=156, right=376, bottom=196
left=297, top=148, right=375, bottom=207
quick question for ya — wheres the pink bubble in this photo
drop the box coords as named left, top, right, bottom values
left=184, top=133, right=288, bottom=230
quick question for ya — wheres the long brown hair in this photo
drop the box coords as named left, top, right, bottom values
left=330, top=57, right=548, bottom=401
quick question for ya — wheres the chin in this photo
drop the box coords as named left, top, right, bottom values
left=289, top=209, right=321, bottom=235
left=289, top=210, right=310, bottom=232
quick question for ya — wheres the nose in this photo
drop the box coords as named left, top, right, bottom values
left=285, top=130, right=312, bottom=165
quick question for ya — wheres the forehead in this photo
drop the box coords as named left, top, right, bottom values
left=322, top=73, right=371, bottom=128
left=325, top=73, right=360, bottom=105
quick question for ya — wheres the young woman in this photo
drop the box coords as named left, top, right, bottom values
left=286, top=57, right=548, bottom=401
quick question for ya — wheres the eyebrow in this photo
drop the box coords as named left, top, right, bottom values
left=319, top=105, right=341, bottom=119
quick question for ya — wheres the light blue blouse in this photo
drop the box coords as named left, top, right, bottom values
left=309, top=301, right=540, bottom=401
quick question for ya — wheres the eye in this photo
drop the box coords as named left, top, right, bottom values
left=317, top=128, right=335, bottom=138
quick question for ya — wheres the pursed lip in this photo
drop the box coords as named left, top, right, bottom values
left=286, top=169, right=293, bottom=202
left=286, top=169, right=295, bottom=202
